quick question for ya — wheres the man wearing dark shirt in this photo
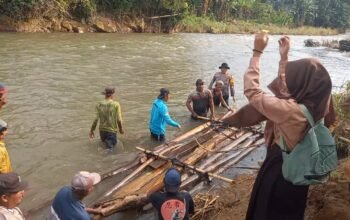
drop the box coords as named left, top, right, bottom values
left=186, top=79, right=215, bottom=120
left=149, top=168, right=194, bottom=220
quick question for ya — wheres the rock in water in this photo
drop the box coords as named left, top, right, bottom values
left=304, top=39, right=321, bottom=47
left=339, top=40, right=350, bottom=51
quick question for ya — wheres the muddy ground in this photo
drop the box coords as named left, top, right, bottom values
left=193, top=159, right=350, bottom=220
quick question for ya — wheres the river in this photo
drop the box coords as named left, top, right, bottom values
left=0, top=33, right=349, bottom=218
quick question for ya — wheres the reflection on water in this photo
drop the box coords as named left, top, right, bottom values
left=0, top=33, right=349, bottom=217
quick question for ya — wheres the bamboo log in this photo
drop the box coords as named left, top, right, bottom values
left=205, top=137, right=256, bottom=171
left=216, top=138, right=265, bottom=174
left=103, top=143, right=182, bottom=197
left=181, top=136, right=256, bottom=188
left=100, top=155, right=146, bottom=181
left=197, top=132, right=255, bottom=170
left=136, top=147, right=234, bottom=183
left=153, top=122, right=210, bottom=152
left=189, top=138, right=265, bottom=194
left=181, top=131, right=250, bottom=181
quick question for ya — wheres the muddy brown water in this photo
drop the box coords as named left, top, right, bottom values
left=0, top=33, right=349, bottom=219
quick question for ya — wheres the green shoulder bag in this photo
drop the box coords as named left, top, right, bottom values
left=279, top=104, right=338, bottom=185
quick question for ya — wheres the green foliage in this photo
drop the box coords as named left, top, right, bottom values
left=314, top=0, right=350, bottom=28
left=179, top=14, right=337, bottom=35
left=0, top=0, right=349, bottom=29
left=68, top=0, right=96, bottom=20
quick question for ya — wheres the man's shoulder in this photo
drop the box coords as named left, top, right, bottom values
left=188, top=91, right=197, bottom=98
left=0, top=207, right=24, bottom=220
left=149, top=192, right=163, bottom=201
left=111, top=100, right=120, bottom=107
left=178, top=191, right=192, bottom=197
left=0, top=141, right=5, bottom=149
left=54, top=186, right=71, bottom=199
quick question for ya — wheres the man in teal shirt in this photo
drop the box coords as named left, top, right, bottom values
left=90, top=87, right=124, bottom=150
left=149, top=88, right=181, bottom=141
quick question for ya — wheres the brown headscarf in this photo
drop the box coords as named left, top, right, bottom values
left=285, top=58, right=332, bottom=122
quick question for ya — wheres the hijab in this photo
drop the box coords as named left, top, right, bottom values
left=285, top=58, right=332, bottom=122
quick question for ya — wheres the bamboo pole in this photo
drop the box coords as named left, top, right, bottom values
left=181, top=136, right=256, bottom=188
left=100, top=155, right=146, bottom=181
left=189, top=138, right=265, bottom=194
left=103, top=143, right=182, bottom=197
left=216, top=138, right=265, bottom=174
left=136, top=147, right=234, bottom=183
left=197, top=132, right=255, bottom=170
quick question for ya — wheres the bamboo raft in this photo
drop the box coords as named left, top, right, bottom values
left=89, top=112, right=264, bottom=219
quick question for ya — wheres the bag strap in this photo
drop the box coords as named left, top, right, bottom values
left=279, top=104, right=314, bottom=152
left=298, top=104, right=315, bottom=127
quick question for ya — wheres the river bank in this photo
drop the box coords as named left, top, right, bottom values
left=192, top=158, right=350, bottom=220
left=0, top=15, right=339, bottom=35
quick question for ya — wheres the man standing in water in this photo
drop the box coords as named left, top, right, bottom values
left=208, top=63, right=235, bottom=104
left=149, top=88, right=181, bottom=141
left=186, top=79, right=215, bottom=119
left=90, top=87, right=124, bottom=150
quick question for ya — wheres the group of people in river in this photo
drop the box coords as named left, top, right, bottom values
left=0, top=32, right=338, bottom=220
left=90, top=62, right=235, bottom=145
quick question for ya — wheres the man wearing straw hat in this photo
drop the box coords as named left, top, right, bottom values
left=209, top=63, right=235, bottom=104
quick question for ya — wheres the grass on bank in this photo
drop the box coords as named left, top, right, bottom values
left=178, top=15, right=338, bottom=35
left=333, top=81, right=350, bottom=157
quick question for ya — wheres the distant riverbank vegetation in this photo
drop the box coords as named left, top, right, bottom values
left=0, top=0, right=349, bottom=34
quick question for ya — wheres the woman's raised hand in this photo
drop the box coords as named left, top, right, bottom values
left=279, top=36, right=290, bottom=61
left=253, top=30, right=269, bottom=55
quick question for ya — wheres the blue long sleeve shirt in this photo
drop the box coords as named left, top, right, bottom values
left=149, top=98, right=180, bottom=135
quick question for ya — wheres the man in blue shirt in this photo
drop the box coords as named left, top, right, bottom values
left=48, top=171, right=101, bottom=220
left=149, top=88, right=181, bottom=141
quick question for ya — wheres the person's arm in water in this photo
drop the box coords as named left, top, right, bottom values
left=208, top=90, right=215, bottom=119
left=90, top=105, right=99, bottom=138
left=161, top=103, right=181, bottom=129
left=186, top=94, right=198, bottom=118
left=219, top=90, right=232, bottom=111
left=208, top=75, right=216, bottom=90
left=116, top=103, right=124, bottom=134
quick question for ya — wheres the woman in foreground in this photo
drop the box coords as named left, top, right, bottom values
left=224, top=33, right=336, bottom=220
